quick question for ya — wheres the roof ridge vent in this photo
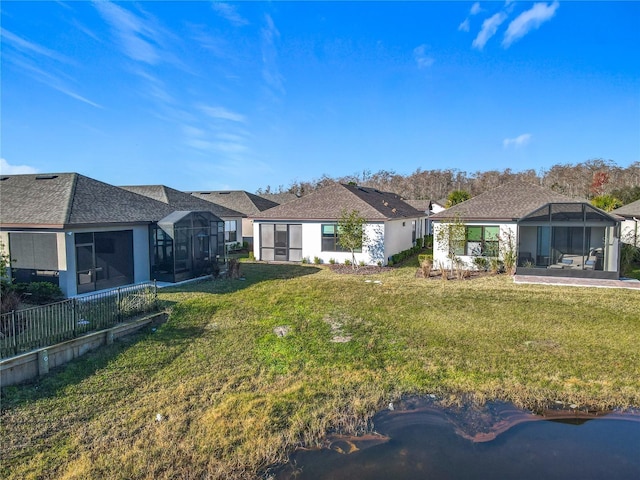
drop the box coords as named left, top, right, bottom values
left=35, top=175, right=59, bottom=180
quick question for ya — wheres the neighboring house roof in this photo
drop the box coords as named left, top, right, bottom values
left=612, top=199, right=640, bottom=218
left=405, top=199, right=445, bottom=213
left=120, top=185, right=244, bottom=219
left=252, top=183, right=424, bottom=221
left=189, top=190, right=278, bottom=215
left=0, top=173, right=174, bottom=228
left=405, top=200, right=430, bottom=212
left=257, top=192, right=300, bottom=204
left=430, top=180, right=583, bottom=221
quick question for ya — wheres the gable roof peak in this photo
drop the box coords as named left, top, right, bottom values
left=432, top=180, right=582, bottom=221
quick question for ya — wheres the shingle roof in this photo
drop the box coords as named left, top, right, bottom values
left=0, top=173, right=174, bottom=227
left=189, top=190, right=278, bottom=215
left=253, top=183, right=424, bottom=221
left=430, top=180, right=582, bottom=221
left=257, top=192, right=300, bottom=205
left=120, top=185, right=244, bottom=219
left=405, top=199, right=444, bottom=212
left=612, top=199, right=640, bottom=217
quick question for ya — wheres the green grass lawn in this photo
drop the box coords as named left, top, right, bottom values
left=2, top=262, right=639, bottom=479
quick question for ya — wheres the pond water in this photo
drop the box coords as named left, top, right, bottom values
left=275, top=398, right=640, bottom=480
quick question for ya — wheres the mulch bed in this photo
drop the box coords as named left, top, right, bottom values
left=327, top=264, right=392, bottom=275
left=417, top=269, right=497, bottom=281
left=327, top=264, right=496, bottom=281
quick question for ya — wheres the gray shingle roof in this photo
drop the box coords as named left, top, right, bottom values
left=0, top=173, right=175, bottom=227
left=612, top=199, right=640, bottom=217
left=430, top=180, right=582, bottom=221
left=257, top=192, right=300, bottom=204
left=120, top=185, right=244, bottom=219
left=253, top=183, right=424, bottom=221
left=189, top=190, right=278, bottom=215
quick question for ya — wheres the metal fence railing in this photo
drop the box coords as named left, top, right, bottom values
left=1, top=282, right=159, bottom=359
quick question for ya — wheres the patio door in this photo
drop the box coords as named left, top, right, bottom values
left=75, top=231, right=134, bottom=293
left=274, top=225, right=288, bottom=261
left=76, top=240, right=97, bottom=294
left=260, top=224, right=302, bottom=261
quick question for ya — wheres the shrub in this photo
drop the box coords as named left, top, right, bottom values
left=358, top=260, right=365, bottom=267
left=15, top=282, right=64, bottom=305
left=418, top=253, right=433, bottom=264
left=329, top=258, right=336, bottom=265
left=620, top=243, right=640, bottom=276
left=211, top=261, right=221, bottom=279
left=301, top=257, right=310, bottom=264
left=248, top=251, right=256, bottom=261
left=344, top=259, right=352, bottom=266
left=421, top=257, right=433, bottom=278
left=490, top=258, right=504, bottom=274
left=473, top=256, right=489, bottom=271
left=1, top=288, right=21, bottom=314
left=313, top=256, right=322, bottom=265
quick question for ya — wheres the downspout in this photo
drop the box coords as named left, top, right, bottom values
left=634, top=217, right=639, bottom=247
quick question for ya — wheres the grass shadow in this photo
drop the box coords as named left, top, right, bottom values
left=159, top=263, right=323, bottom=296
left=0, top=304, right=202, bottom=410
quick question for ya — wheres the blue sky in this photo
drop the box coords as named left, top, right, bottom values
left=2, top=1, right=639, bottom=193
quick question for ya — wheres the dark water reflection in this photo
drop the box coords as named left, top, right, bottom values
left=276, top=398, right=640, bottom=480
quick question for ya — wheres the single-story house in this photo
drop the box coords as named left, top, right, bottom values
left=189, top=190, right=279, bottom=248
left=251, top=183, right=427, bottom=265
left=120, top=184, right=245, bottom=250
left=430, top=180, right=622, bottom=279
left=0, top=173, right=225, bottom=296
left=612, top=199, right=640, bottom=247
left=405, top=199, right=446, bottom=235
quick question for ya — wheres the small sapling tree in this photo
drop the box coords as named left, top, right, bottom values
left=337, top=209, right=368, bottom=269
left=435, top=214, right=466, bottom=277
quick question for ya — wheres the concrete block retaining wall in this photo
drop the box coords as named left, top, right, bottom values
left=0, top=312, right=167, bottom=388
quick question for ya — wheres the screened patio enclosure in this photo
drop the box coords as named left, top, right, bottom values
left=516, top=203, right=621, bottom=279
left=151, top=211, right=224, bottom=283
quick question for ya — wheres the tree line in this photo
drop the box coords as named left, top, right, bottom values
left=257, top=159, right=640, bottom=206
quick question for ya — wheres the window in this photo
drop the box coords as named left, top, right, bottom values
left=321, top=224, right=360, bottom=252
left=225, top=220, right=237, bottom=243
left=465, top=226, right=499, bottom=257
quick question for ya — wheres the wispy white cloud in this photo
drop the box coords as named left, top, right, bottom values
left=93, top=1, right=162, bottom=64
left=459, top=2, right=482, bottom=32
left=0, top=158, right=39, bottom=175
left=261, top=14, right=285, bottom=97
left=503, top=1, right=559, bottom=48
left=199, top=105, right=246, bottom=123
left=0, top=28, right=72, bottom=64
left=2, top=34, right=102, bottom=108
left=472, top=12, right=508, bottom=50
left=212, top=2, right=249, bottom=27
left=413, top=44, right=435, bottom=69
left=503, top=133, right=532, bottom=149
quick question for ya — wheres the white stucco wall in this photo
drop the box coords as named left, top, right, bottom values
left=254, top=217, right=425, bottom=266
left=621, top=218, right=640, bottom=247
left=432, top=221, right=517, bottom=271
